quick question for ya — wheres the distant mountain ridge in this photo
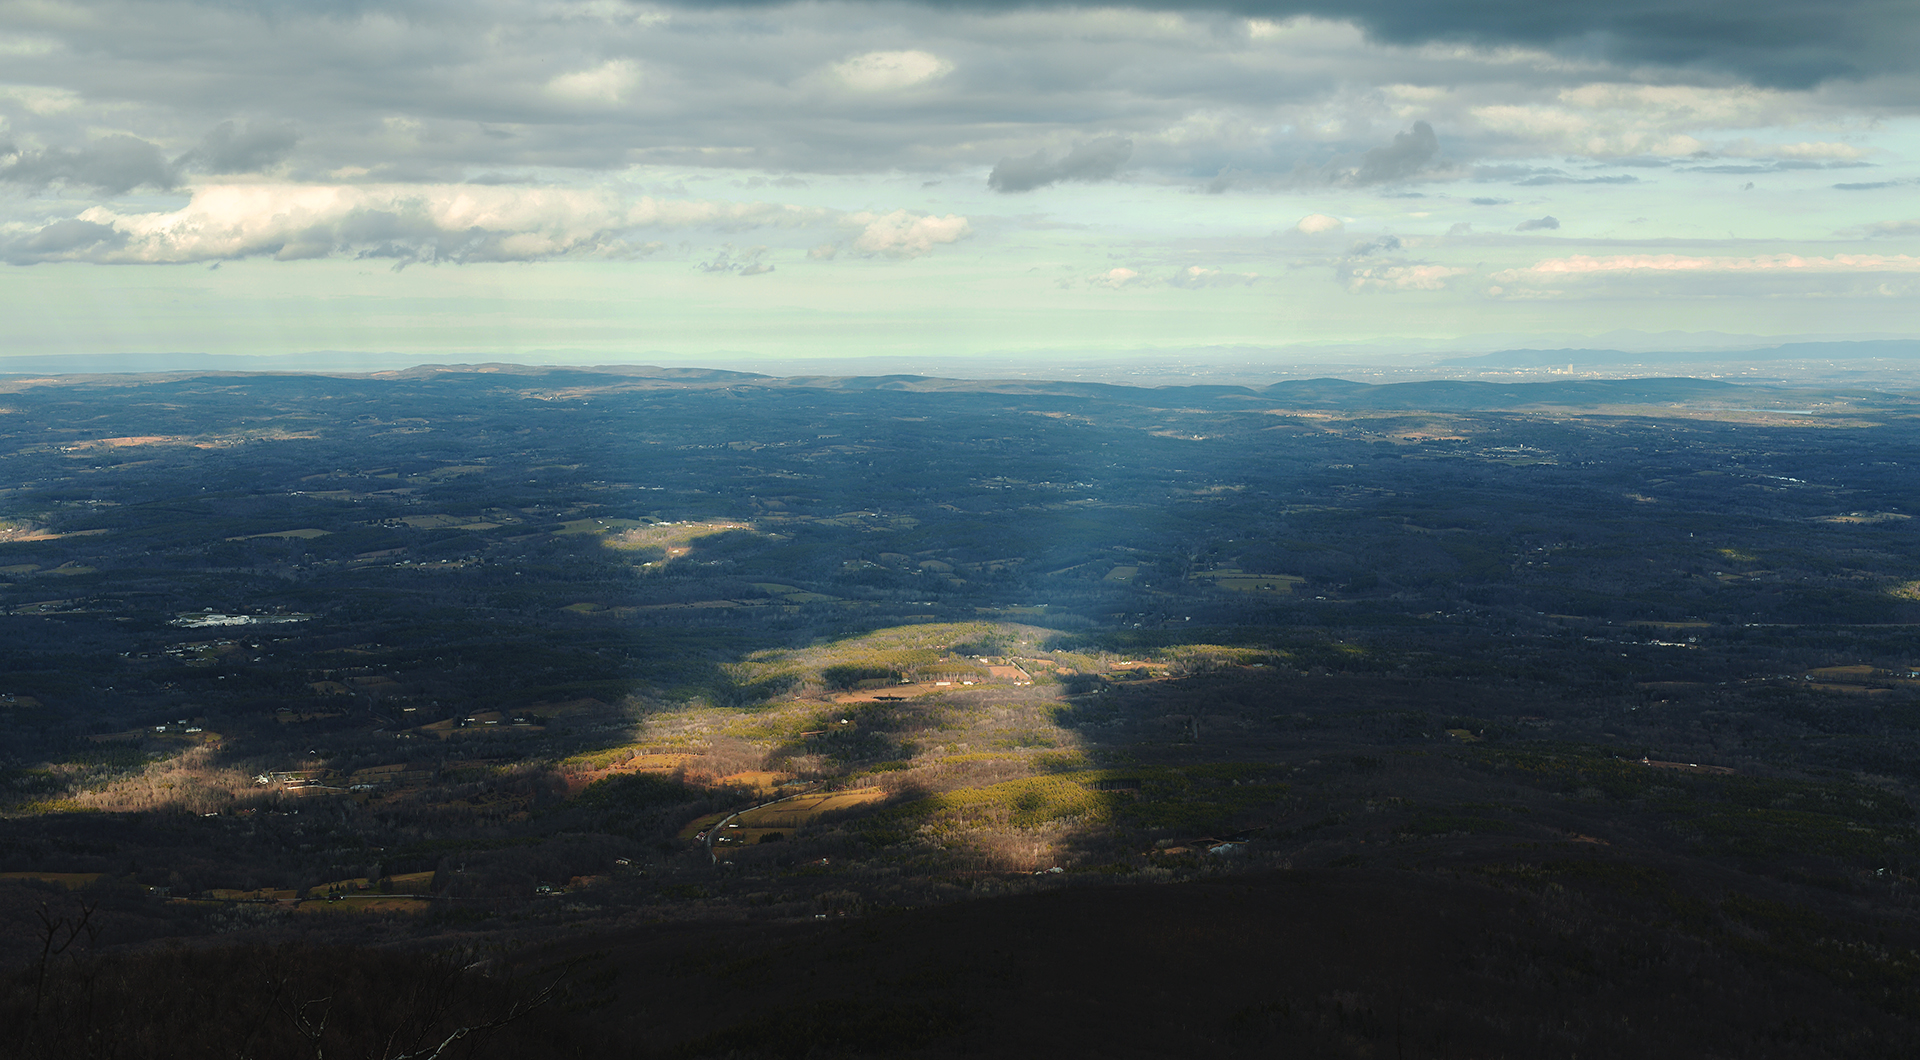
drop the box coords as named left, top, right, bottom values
left=1259, top=376, right=1748, bottom=410
left=1440, top=339, right=1920, bottom=368
left=390, top=365, right=1792, bottom=412
left=0, top=357, right=1882, bottom=412
left=5, top=337, right=1918, bottom=381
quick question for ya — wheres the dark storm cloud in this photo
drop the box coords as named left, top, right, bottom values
left=669, top=0, right=1916, bottom=89
left=1351, top=121, right=1438, bottom=184
left=0, top=219, right=128, bottom=264
left=1233, top=123, right=1453, bottom=191
left=3, top=2, right=1901, bottom=193
left=989, top=137, right=1133, bottom=192
left=1276, top=0, right=1907, bottom=87
left=0, top=0, right=1904, bottom=259
left=174, top=122, right=299, bottom=174
left=0, top=135, right=177, bottom=194
left=1348, top=235, right=1402, bottom=255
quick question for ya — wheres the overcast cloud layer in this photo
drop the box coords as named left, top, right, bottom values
left=2, top=0, right=1918, bottom=361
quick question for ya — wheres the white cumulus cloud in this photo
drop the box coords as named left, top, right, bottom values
left=1166, top=265, right=1258, bottom=288
left=845, top=209, right=970, bottom=257
left=0, top=84, right=83, bottom=115
left=2, top=182, right=835, bottom=265
left=1495, top=252, right=1920, bottom=279
left=1486, top=252, right=1920, bottom=299
left=831, top=50, right=953, bottom=92
left=1342, top=262, right=1473, bottom=292
left=1294, top=213, right=1345, bottom=235
left=1722, top=139, right=1868, bottom=161
left=1, top=183, right=977, bottom=267
left=545, top=59, right=642, bottom=105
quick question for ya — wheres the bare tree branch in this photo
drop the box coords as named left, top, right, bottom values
left=383, top=974, right=566, bottom=1060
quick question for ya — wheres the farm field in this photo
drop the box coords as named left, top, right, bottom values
left=717, top=788, right=888, bottom=844
left=294, top=895, right=432, bottom=914
left=0, top=872, right=101, bottom=889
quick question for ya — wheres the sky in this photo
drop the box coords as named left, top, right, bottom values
left=2, top=0, right=1919, bottom=371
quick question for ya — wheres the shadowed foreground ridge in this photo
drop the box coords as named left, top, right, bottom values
left=8, top=864, right=1920, bottom=1059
